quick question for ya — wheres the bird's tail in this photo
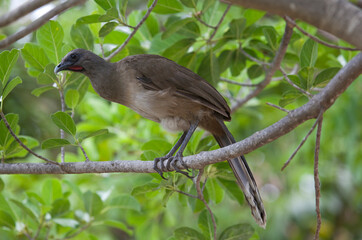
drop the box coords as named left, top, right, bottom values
left=213, top=120, right=267, bottom=228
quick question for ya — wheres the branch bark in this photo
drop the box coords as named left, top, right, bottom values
left=221, top=0, right=362, bottom=49
left=0, top=0, right=56, bottom=28
left=0, top=0, right=86, bottom=49
left=1, top=53, right=361, bottom=175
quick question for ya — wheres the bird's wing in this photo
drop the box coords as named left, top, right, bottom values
left=124, top=55, right=231, bottom=120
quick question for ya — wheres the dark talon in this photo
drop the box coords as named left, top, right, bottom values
left=154, top=157, right=168, bottom=180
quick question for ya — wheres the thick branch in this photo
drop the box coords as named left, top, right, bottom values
left=0, top=53, right=361, bottom=175
left=221, top=0, right=362, bottom=49
left=0, top=0, right=55, bottom=28
left=0, top=0, right=86, bottom=49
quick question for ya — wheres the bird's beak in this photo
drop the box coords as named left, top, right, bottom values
left=54, top=61, right=69, bottom=74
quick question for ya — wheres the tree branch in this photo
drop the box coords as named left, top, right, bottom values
left=231, top=19, right=293, bottom=112
left=221, top=0, right=362, bottom=49
left=208, top=4, right=231, bottom=42
left=0, top=0, right=56, bottom=28
left=104, top=0, right=158, bottom=62
left=0, top=53, right=360, bottom=175
left=284, top=16, right=360, bottom=51
left=314, top=115, right=323, bottom=240
left=0, top=0, right=86, bottom=49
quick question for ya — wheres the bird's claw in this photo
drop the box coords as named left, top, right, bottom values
left=153, top=154, right=194, bottom=179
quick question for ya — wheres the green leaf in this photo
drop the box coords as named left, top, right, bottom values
left=71, top=24, right=94, bottom=51
left=41, top=138, right=71, bottom=149
left=224, top=18, right=246, bottom=40
left=0, top=80, right=2, bottom=96
left=131, top=182, right=159, bottom=195
left=110, top=194, right=141, bottom=212
left=31, top=86, right=55, bottom=97
left=0, top=49, right=19, bottom=86
left=51, top=111, right=77, bottom=136
left=314, top=67, right=340, bottom=86
left=94, top=0, right=116, bottom=10
left=0, top=210, right=15, bottom=228
left=206, top=178, right=224, bottom=204
left=174, top=227, right=205, bottom=240
left=300, top=38, right=318, bottom=68
left=198, top=50, right=220, bottom=86
left=65, top=89, right=80, bottom=109
left=244, top=9, right=265, bottom=26
left=98, top=7, right=119, bottom=22
left=150, top=0, right=183, bottom=14
left=198, top=210, right=215, bottom=240
left=0, top=178, right=4, bottom=192
left=36, top=20, right=64, bottom=64
left=77, top=129, right=108, bottom=142
left=146, top=13, right=159, bottom=37
left=42, top=178, right=63, bottom=205
left=298, top=66, right=315, bottom=89
left=180, top=0, right=197, bottom=8
left=76, top=14, right=102, bottom=24
left=37, top=63, right=57, bottom=84
left=2, top=76, right=22, bottom=100
left=83, top=191, right=103, bottom=216
left=103, top=220, right=133, bottom=236
left=247, top=64, right=263, bottom=79
left=51, top=198, right=70, bottom=217
left=10, top=199, right=39, bottom=224
left=21, top=43, right=48, bottom=72
left=219, top=223, right=255, bottom=240
left=141, top=139, right=172, bottom=155
left=218, top=50, right=233, bottom=73
left=263, top=27, right=278, bottom=50
left=5, top=135, right=39, bottom=158
left=162, top=18, right=194, bottom=39
left=99, top=22, right=118, bottom=37
left=230, top=49, right=245, bottom=77
left=163, top=38, right=195, bottom=61
left=279, top=90, right=303, bottom=107
left=217, top=178, right=244, bottom=205
left=0, top=113, right=19, bottom=147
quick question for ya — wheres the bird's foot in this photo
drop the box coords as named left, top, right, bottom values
left=153, top=154, right=194, bottom=179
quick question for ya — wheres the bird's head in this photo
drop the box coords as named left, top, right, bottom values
left=54, top=49, right=104, bottom=75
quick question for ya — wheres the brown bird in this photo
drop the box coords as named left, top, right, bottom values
left=55, top=49, right=266, bottom=227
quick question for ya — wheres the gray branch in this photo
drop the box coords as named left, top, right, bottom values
left=1, top=53, right=361, bottom=175
left=221, top=0, right=362, bottom=49
left=0, top=0, right=56, bottom=28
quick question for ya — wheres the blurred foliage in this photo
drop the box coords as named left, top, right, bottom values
left=0, top=0, right=361, bottom=239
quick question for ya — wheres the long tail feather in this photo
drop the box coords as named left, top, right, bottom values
left=213, top=120, right=267, bottom=228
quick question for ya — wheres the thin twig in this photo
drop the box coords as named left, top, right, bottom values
left=0, top=0, right=55, bottom=27
left=63, top=222, right=93, bottom=240
left=281, top=111, right=323, bottom=170
left=105, top=0, right=158, bottom=62
left=239, top=46, right=271, bottom=67
left=280, top=67, right=313, bottom=98
left=33, top=215, right=45, bottom=240
left=231, top=18, right=294, bottom=112
left=314, top=115, right=323, bottom=240
left=195, top=168, right=217, bottom=240
left=284, top=16, right=360, bottom=51
left=174, top=189, right=198, bottom=199
left=208, top=4, right=231, bottom=42
left=194, top=14, right=216, bottom=29
left=78, top=143, right=90, bottom=162
left=220, top=77, right=259, bottom=87
left=0, top=0, right=86, bottom=49
left=58, top=87, right=66, bottom=163
left=266, top=102, right=290, bottom=113
left=0, top=111, right=59, bottom=165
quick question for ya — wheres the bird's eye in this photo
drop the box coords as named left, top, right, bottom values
left=70, top=54, right=77, bottom=59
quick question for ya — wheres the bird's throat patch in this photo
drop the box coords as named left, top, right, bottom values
left=68, top=66, right=84, bottom=71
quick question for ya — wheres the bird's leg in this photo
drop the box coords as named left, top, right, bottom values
left=154, top=131, right=187, bottom=179
left=166, top=120, right=199, bottom=178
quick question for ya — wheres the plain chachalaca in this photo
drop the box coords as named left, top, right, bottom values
left=55, top=49, right=266, bottom=227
